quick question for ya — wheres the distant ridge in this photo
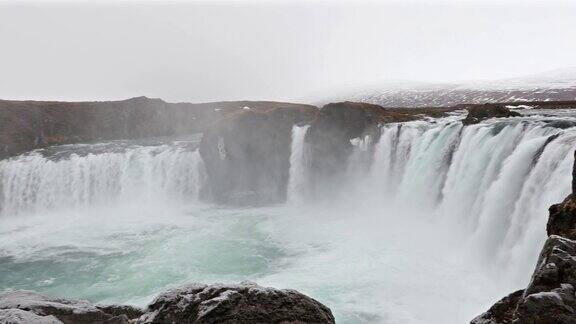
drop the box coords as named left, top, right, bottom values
left=316, top=67, right=576, bottom=107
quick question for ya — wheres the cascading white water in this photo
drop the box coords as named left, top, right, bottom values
left=0, top=141, right=205, bottom=217
left=286, top=115, right=576, bottom=289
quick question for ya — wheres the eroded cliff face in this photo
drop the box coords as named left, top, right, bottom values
left=472, top=151, right=576, bottom=324
left=199, top=104, right=318, bottom=205
left=0, top=97, right=309, bottom=160
left=0, top=97, right=193, bottom=159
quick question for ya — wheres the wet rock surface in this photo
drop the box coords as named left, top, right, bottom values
left=548, top=195, right=576, bottom=241
left=0, top=282, right=333, bottom=324
left=470, top=289, right=524, bottom=324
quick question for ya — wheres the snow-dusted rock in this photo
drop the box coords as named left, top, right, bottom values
left=137, top=282, right=335, bottom=324
left=0, top=309, right=62, bottom=324
left=0, top=291, right=141, bottom=324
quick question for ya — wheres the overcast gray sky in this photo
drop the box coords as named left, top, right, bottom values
left=1, top=0, right=575, bottom=103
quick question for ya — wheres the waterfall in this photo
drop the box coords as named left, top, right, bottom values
left=285, top=116, right=576, bottom=284
left=380, top=119, right=573, bottom=275
left=0, top=141, right=206, bottom=217
left=287, top=125, right=310, bottom=204
left=2, top=116, right=576, bottom=286
left=2, top=116, right=576, bottom=323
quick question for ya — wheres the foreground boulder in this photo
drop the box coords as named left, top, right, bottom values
left=462, top=104, right=521, bottom=125
left=138, top=282, right=335, bottom=324
left=0, top=290, right=143, bottom=324
left=0, top=282, right=333, bottom=324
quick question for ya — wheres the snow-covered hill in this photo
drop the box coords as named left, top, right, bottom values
left=318, top=68, right=576, bottom=107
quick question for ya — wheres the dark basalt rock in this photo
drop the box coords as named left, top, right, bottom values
left=470, top=289, right=524, bottom=324
left=523, top=236, right=576, bottom=297
left=548, top=195, right=576, bottom=241
left=199, top=104, right=318, bottom=206
left=462, top=104, right=521, bottom=125
left=96, top=304, right=145, bottom=321
left=137, top=282, right=335, bottom=324
left=515, top=283, right=576, bottom=324
left=513, top=235, right=576, bottom=324
left=547, top=151, right=576, bottom=240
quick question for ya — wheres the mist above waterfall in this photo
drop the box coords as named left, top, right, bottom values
left=2, top=110, right=576, bottom=323
left=1, top=1, right=576, bottom=102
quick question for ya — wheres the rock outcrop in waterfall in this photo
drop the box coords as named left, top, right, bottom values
left=0, top=283, right=334, bottom=324
left=462, top=104, right=521, bottom=125
left=199, top=103, right=318, bottom=205
left=471, top=151, right=576, bottom=324
left=305, top=101, right=419, bottom=194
